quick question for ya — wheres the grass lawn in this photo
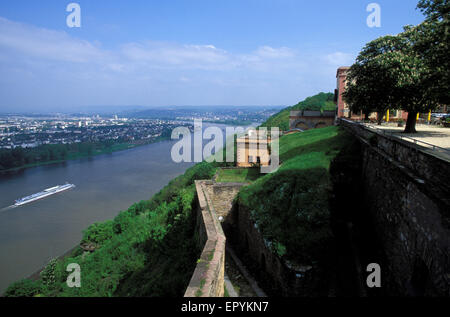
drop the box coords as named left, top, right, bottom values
left=215, top=167, right=262, bottom=183
left=238, top=126, right=355, bottom=264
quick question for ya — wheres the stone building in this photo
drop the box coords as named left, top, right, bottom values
left=289, top=110, right=336, bottom=131
left=335, top=66, right=408, bottom=121
left=335, top=66, right=351, bottom=118
left=236, top=129, right=271, bottom=167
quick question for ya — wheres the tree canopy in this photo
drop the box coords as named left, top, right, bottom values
left=343, top=35, right=407, bottom=124
left=343, top=0, right=447, bottom=132
left=415, top=0, right=450, bottom=105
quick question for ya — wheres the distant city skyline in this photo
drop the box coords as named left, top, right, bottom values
left=0, top=0, right=425, bottom=112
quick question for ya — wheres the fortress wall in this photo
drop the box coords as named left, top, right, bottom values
left=338, top=118, right=450, bottom=296
left=233, top=204, right=317, bottom=296
left=289, top=111, right=336, bottom=130
left=184, top=181, right=227, bottom=297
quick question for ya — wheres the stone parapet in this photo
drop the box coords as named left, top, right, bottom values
left=184, top=180, right=226, bottom=297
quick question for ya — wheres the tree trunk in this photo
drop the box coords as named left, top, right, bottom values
left=377, top=112, right=383, bottom=125
left=404, top=111, right=418, bottom=133
left=364, top=112, right=369, bottom=121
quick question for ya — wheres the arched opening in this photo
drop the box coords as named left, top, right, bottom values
left=295, top=122, right=309, bottom=131
left=410, top=258, right=429, bottom=296
left=315, top=122, right=327, bottom=129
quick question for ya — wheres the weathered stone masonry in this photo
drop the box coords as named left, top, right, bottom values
left=186, top=120, right=449, bottom=296
left=184, top=180, right=246, bottom=297
left=339, top=119, right=449, bottom=296
left=184, top=180, right=226, bottom=297
left=231, top=204, right=317, bottom=296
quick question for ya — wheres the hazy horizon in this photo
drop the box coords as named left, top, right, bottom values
left=0, top=104, right=286, bottom=115
left=0, top=1, right=424, bottom=112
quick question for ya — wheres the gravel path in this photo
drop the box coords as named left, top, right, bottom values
left=365, top=124, right=450, bottom=149
left=363, top=123, right=450, bottom=160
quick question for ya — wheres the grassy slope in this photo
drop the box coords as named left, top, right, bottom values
left=215, top=168, right=262, bottom=183
left=260, top=92, right=336, bottom=131
left=238, top=126, right=353, bottom=265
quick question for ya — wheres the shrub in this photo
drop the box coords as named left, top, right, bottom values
left=4, top=279, right=42, bottom=297
left=81, top=221, right=114, bottom=245
left=40, top=258, right=58, bottom=287
left=239, top=168, right=332, bottom=264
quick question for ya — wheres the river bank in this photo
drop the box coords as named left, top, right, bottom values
left=0, top=137, right=196, bottom=293
left=0, top=122, right=250, bottom=294
left=0, top=135, right=171, bottom=174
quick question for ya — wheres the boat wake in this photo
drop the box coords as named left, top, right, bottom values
left=0, top=205, right=17, bottom=212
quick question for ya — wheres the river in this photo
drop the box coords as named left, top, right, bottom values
left=0, top=122, right=250, bottom=293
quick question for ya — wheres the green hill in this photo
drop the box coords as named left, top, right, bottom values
left=260, top=92, right=336, bottom=131
left=238, top=126, right=355, bottom=271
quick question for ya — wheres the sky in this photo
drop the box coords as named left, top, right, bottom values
left=0, top=0, right=426, bottom=112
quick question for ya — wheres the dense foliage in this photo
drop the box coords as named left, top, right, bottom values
left=260, top=92, right=336, bottom=131
left=343, top=0, right=447, bottom=133
left=0, top=141, right=124, bottom=172
left=343, top=35, right=406, bottom=124
left=416, top=0, right=450, bottom=105
left=4, top=162, right=217, bottom=297
left=0, top=129, right=173, bottom=172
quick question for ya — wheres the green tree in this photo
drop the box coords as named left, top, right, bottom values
left=392, top=26, right=439, bottom=132
left=4, top=279, right=42, bottom=297
left=345, top=24, right=440, bottom=132
left=343, top=35, right=405, bottom=125
left=415, top=0, right=450, bottom=105
left=40, top=258, right=58, bottom=289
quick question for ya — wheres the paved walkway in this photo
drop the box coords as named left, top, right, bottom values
left=226, top=246, right=267, bottom=297
left=224, top=273, right=239, bottom=297
left=363, top=123, right=450, bottom=160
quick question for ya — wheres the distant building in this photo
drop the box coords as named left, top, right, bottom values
left=335, top=66, right=408, bottom=121
left=335, top=66, right=350, bottom=118
left=236, top=129, right=271, bottom=167
left=289, top=110, right=336, bottom=131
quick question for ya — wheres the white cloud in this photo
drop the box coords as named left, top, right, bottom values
left=120, top=42, right=232, bottom=70
left=0, top=16, right=355, bottom=109
left=255, top=46, right=295, bottom=59
left=0, top=17, right=108, bottom=63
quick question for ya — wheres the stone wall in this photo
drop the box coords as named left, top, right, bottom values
left=289, top=110, right=336, bottom=131
left=338, top=118, right=450, bottom=296
left=204, top=180, right=246, bottom=230
left=184, top=181, right=226, bottom=297
left=231, top=204, right=317, bottom=296
left=184, top=179, right=248, bottom=297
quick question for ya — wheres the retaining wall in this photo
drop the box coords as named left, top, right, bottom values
left=338, top=118, right=450, bottom=296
